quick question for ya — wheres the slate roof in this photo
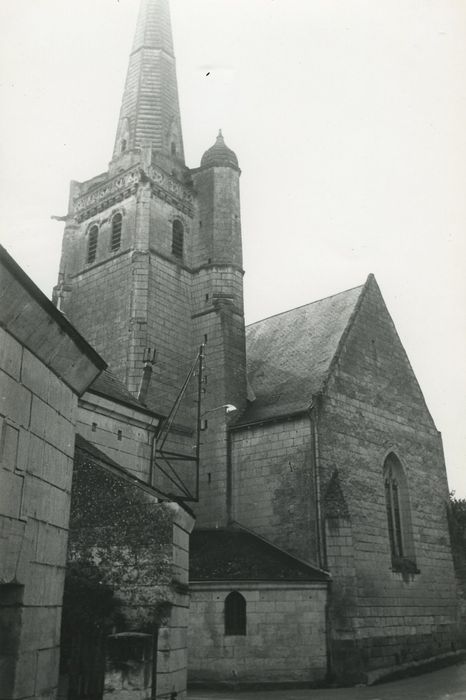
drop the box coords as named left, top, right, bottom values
left=88, top=369, right=158, bottom=416
left=237, top=282, right=366, bottom=425
left=190, top=528, right=329, bottom=582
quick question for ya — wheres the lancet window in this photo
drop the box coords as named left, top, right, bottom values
left=383, top=452, right=416, bottom=568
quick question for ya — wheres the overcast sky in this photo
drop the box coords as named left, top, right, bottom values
left=0, top=0, right=465, bottom=496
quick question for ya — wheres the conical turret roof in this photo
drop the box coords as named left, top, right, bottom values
left=112, top=0, right=184, bottom=162
left=201, top=131, right=239, bottom=169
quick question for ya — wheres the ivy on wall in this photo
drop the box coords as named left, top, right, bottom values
left=66, top=452, right=176, bottom=631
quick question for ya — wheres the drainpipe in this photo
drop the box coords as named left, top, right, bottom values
left=138, top=347, right=157, bottom=404
left=310, top=396, right=327, bottom=570
left=226, top=428, right=233, bottom=524
left=149, top=421, right=158, bottom=489
left=151, top=625, right=159, bottom=700
left=310, top=395, right=332, bottom=679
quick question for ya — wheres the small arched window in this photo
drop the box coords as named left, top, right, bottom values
left=111, top=213, right=122, bottom=252
left=224, top=591, right=246, bottom=636
left=87, top=225, right=99, bottom=264
left=172, top=220, right=184, bottom=259
left=384, top=453, right=416, bottom=565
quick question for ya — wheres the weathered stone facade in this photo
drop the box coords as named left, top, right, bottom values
left=189, top=582, right=327, bottom=686
left=42, top=0, right=461, bottom=689
left=187, top=528, right=329, bottom=687
left=78, top=375, right=160, bottom=483
left=62, top=440, right=194, bottom=700
left=221, top=275, right=461, bottom=684
left=56, top=131, right=246, bottom=532
left=230, top=417, right=318, bottom=563
left=0, top=246, right=105, bottom=700
left=58, top=366, right=195, bottom=699
left=318, top=275, right=460, bottom=681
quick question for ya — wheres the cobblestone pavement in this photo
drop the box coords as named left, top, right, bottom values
left=188, top=661, right=466, bottom=700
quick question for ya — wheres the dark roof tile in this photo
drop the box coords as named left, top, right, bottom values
left=88, top=369, right=157, bottom=415
left=190, top=528, right=329, bottom=582
left=238, top=283, right=365, bottom=424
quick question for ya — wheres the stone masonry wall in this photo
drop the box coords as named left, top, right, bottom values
left=191, top=165, right=242, bottom=270
left=77, top=395, right=155, bottom=482
left=65, top=251, right=133, bottom=378
left=60, top=184, right=197, bottom=422
left=66, top=454, right=194, bottom=700
left=188, top=162, right=247, bottom=527
left=60, top=198, right=138, bottom=281
left=230, top=417, right=318, bottom=564
left=319, top=276, right=460, bottom=681
left=188, top=583, right=327, bottom=685
left=144, top=254, right=193, bottom=417
left=0, top=327, right=78, bottom=700
left=193, top=299, right=247, bottom=528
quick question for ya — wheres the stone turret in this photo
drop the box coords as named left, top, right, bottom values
left=190, top=130, right=247, bottom=526
left=193, top=130, right=243, bottom=270
left=200, top=130, right=239, bottom=169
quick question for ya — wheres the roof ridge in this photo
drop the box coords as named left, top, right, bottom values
left=246, top=281, right=366, bottom=328
left=190, top=525, right=330, bottom=582
left=320, top=274, right=373, bottom=394
left=88, top=367, right=162, bottom=418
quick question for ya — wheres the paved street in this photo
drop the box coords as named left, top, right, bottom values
left=189, top=661, right=466, bottom=700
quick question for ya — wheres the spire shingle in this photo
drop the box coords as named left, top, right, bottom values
left=112, top=0, right=184, bottom=163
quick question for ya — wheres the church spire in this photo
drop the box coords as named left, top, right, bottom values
left=112, top=0, right=185, bottom=164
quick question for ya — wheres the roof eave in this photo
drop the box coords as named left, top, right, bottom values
left=189, top=578, right=329, bottom=585
left=230, top=406, right=312, bottom=431
left=87, top=386, right=165, bottom=419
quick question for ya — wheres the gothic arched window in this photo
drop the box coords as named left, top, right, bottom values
left=383, top=453, right=416, bottom=566
left=224, top=591, right=246, bottom=636
left=87, top=225, right=99, bottom=264
left=172, top=220, right=184, bottom=258
left=111, top=213, right=122, bottom=252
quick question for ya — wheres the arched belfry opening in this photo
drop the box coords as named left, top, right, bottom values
left=172, top=220, right=184, bottom=259
left=111, top=213, right=122, bottom=252
left=87, top=225, right=98, bottom=264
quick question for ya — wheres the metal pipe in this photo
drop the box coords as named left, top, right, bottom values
left=310, top=397, right=326, bottom=569
left=226, top=428, right=233, bottom=524
left=151, top=625, right=159, bottom=700
left=194, top=344, right=206, bottom=502
left=138, top=347, right=157, bottom=404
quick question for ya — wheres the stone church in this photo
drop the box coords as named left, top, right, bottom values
left=1, top=0, right=462, bottom=696
left=52, top=0, right=462, bottom=688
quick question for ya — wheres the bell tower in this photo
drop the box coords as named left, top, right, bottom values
left=54, top=0, right=247, bottom=525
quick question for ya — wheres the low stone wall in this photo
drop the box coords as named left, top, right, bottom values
left=188, top=582, right=327, bottom=686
